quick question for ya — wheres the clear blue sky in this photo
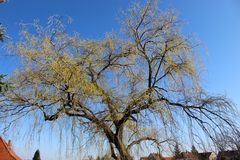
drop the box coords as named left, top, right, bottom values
left=1, top=0, right=240, bottom=159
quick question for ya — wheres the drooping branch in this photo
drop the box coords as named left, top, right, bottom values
left=127, top=137, right=171, bottom=151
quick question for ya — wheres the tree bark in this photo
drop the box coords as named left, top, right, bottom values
left=114, top=125, right=133, bottom=160
left=114, top=136, right=132, bottom=160
left=103, top=123, right=132, bottom=160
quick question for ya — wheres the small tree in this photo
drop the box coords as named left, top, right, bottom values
left=0, top=75, right=4, bottom=92
left=0, top=75, right=9, bottom=93
left=96, top=156, right=101, bottom=160
left=173, top=143, right=182, bottom=159
left=32, top=149, right=41, bottom=160
left=191, top=145, right=198, bottom=160
left=88, top=156, right=94, bottom=160
left=0, top=24, right=5, bottom=42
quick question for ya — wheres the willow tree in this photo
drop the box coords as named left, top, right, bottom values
left=0, top=1, right=237, bottom=159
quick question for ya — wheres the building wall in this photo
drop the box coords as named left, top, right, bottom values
left=209, top=152, right=217, bottom=160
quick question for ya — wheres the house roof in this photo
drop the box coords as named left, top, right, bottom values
left=217, top=150, right=240, bottom=159
left=182, top=151, right=195, bottom=158
left=198, top=152, right=212, bottom=159
left=163, top=157, right=174, bottom=160
left=149, top=153, right=162, bottom=159
left=141, top=153, right=174, bottom=160
left=0, top=135, right=22, bottom=160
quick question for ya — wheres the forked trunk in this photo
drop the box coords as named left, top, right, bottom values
left=104, top=128, right=133, bottom=159
left=102, top=120, right=132, bottom=159
left=114, top=135, right=132, bottom=160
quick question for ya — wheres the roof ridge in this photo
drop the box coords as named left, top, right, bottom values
left=0, top=135, right=22, bottom=160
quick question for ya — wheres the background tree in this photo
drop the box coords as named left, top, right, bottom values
left=0, top=0, right=238, bottom=160
left=191, top=145, right=199, bottom=160
left=173, top=143, right=182, bottom=159
left=0, top=24, right=5, bottom=42
left=226, top=130, right=240, bottom=151
left=32, top=149, right=41, bottom=160
left=215, top=130, right=240, bottom=154
left=88, top=156, right=94, bottom=160
left=0, top=74, right=11, bottom=93
left=0, top=75, right=6, bottom=92
left=191, top=145, right=198, bottom=154
left=96, top=156, right=101, bottom=160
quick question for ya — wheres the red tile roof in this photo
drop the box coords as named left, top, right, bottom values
left=163, top=157, right=174, bottom=160
left=0, top=135, right=22, bottom=160
left=141, top=153, right=174, bottom=160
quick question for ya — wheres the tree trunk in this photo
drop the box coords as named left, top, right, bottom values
left=113, top=124, right=133, bottom=160
left=102, top=121, right=132, bottom=159
left=114, top=136, right=132, bottom=160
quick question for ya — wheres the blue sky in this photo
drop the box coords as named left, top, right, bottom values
left=1, top=0, right=240, bottom=159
